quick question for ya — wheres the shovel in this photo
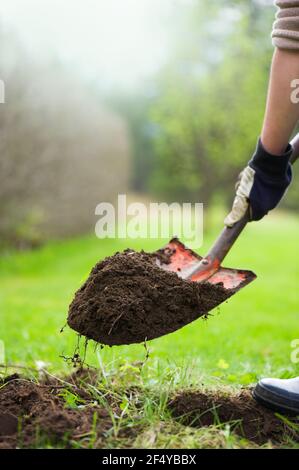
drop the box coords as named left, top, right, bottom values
left=157, top=134, right=299, bottom=303
left=68, top=136, right=299, bottom=346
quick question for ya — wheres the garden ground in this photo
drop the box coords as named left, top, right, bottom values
left=1, top=210, right=299, bottom=448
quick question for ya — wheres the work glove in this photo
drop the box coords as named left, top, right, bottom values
left=224, top=138, right=293, bottom=226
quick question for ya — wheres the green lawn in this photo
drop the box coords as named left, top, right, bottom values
left=1, top=210, right=299, bottom=387
left=1, top=210, right=299, bottom=448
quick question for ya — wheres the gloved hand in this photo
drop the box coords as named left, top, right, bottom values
left=224, top=138, right=293, bottom=227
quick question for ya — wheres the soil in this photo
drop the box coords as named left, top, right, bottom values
left=67, top=249, right=231, bottom=346
left=0, top=371, right=115, bottom=449
left=168, top=389, right=299, bottom=445
left=1, top=370, right=298, bottom=448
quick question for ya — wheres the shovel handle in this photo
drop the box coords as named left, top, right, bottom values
left=208, top=133, right=299, bottom=267
left=187, top=134, right=299, bottom=280
left=199, top=210, right=250, bottom=278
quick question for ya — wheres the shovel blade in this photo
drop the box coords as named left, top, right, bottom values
left=157, top=238, right=256, bottom=293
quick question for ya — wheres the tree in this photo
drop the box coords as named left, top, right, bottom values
left=148, top=0, right=275, bottom=208
left=0, top=29, right=130, bottom=248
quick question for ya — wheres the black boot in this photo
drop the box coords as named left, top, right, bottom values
left=253, top=377, right=299, bottom=415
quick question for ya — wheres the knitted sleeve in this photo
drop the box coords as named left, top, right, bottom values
left=272, top=0, right=299, bottom=50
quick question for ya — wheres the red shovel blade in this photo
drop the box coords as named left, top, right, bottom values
left=157, top=238, right=256, bottom=292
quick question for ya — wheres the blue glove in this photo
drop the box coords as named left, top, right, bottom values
left=225, top=138, right=293, bottom=226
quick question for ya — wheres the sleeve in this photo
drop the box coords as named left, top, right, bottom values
left=272, top=0, right=299, bottom=50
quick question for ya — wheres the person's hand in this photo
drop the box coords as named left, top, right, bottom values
left=224, top=138, right=293, bottom=227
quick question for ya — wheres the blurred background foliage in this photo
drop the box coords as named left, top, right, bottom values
left=116, top=0, right=299, bottom=206
left=0, top=0, right=298, bottom=250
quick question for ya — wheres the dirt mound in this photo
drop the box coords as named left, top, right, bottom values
left=67, top=249, right=231, bottom=346
left=1, top=370, right=298, bottom=448
left=168, top=389, right=299, bottom=445
left=0, top=372, right=114, bottom=449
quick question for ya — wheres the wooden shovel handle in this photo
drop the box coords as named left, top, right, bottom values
left=206, top=133, right=299, bottom=267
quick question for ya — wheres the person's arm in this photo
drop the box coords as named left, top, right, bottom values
left=264, top=0, right=299, bottom=152
left=225, top=1, right=299, bottom=226
left=262, top=48, right=299, bottom=155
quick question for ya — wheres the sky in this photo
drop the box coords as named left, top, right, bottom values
left=0, top=0, right=189, bottom=91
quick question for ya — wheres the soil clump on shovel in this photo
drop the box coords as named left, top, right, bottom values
left=68, top=248, right=233, bottom=346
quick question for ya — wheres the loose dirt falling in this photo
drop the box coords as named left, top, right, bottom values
left=67, top=249, right=232, bottom=346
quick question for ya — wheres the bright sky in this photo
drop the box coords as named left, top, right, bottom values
left=0, top=0, right=189, bottom=90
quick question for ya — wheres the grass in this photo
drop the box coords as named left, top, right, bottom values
left=1, top=209, right=299, bottom=448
